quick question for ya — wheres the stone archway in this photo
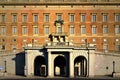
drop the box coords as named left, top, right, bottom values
left=54, top=56, right=66, bottom=77
left=74, top=56, right=87, bottom=77
left=34, top=56, right=46, bottom=76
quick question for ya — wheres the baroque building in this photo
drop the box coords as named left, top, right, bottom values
left=0, top=0, right=120, bottom=78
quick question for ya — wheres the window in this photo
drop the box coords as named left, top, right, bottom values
left=33, top=14, right=38, bottom=22
left=103, top=45, right=108, bottom=50
left=1, top=14, right=5, bottom=22
left=12, top=14, right=17, bottom=22
left=81, top=25, right=86, bottom=34
left=115, top=14, right=120, bottom=22
left=22, top=14, right=27, bottom=22
left=90, top=0, right=98, bottom=2
left=1, top=26, right=6, bottom=35
left=1, top=45, right=5, bottom=50
left=33, top=26, right=38, bottom=35
left=70, top=14, right=74, bottom=22
left=22, top=26, right=27, bottom=35
left=103, top=25, right=108, bottom=34
left=93, top=38, right=96, bottom=42
left=12, top=26, right=17, bottom=35
left=81, top=14, right=86, bottom=22
left=12, top=45, right=17, bottom=50
left=115, top=45, right=120, bottom=51
left=13, top=38, right=17, bottom=42
left=44, top=26, right=49, bottom=34
left=103, top=38, right=107, bottom=42
left=70, top=26, right=74, bottom=34
left=1, top=39, right=5, bottom=42
left=44, top=14, right=49, bottom=22
left=115, top=25, right=120, bottom=34
left=57, top=14, right=62, bottom=20
left=92, top=14, right=96, bottom=22
left=103, top=14, right=108, bottom=22
left=57, top=27, right=62, bottom=33
left=92, top=25, right=97, bottom=34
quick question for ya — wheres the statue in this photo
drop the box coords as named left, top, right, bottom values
left=54, top=19, right=64, bottom=26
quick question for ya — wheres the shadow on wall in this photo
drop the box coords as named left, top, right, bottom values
left=13, top=52, right=25, bottom=76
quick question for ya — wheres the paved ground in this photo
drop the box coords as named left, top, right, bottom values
left=0, top=74, right=120, bottom=80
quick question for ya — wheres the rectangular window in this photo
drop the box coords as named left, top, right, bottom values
left=57, top=27, right=62, bottom=34
left=22, top=26, right=27, bottom=35
left=103, top=14, right=108, bottom=22
left=22, top=14, right=27, bottom=22
left=92, top=14, right=96, bottom=22
left=70, top=26, right=74, bottom=34
left=81, top=25, right=86, bottom=34
left=115, top=25, right=120, bottom=34
left=33, top=26, right=38, bottom=35
left=12, top=45, right=17, bottom=50
left=12, top=26, right=17, bottom=35
left=33, top=14, right=38, bottom=22
left=1, top=45, right=5, bottom=50
left=103, top=25, right=108, bottom=34
left=13, top=14, right=17, bottom=22
left=115, top=45, right=120, bottom=51
left=57, top=14, right=62, bottom=20
left=103, top=45, right=108, bottom=50
left=92, top=25, right=97, bottom=34
left=1, top=14, right=5, bottom=22
left=115, top=14, right=120, bottom=22
left=70, top=14, right=74, bottom=22
left=44, top=14, right=49, bottom=22
left=44, top=27, right=49, bottom=34
left=81, top=14, right=86, bottom=22
left=1, top=26, right=6, bottom=35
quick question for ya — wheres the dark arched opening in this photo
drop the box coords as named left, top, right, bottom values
left=74, top=56, right=87, bottom=77
left=54, top=56, right=67, bottom=77
left=34, top=56, right=46, bottom=76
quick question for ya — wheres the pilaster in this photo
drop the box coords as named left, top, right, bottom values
left=69, top=51, right=74, bottom=77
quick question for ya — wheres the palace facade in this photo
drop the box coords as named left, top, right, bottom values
left=0, top=0, right=120, bottom=78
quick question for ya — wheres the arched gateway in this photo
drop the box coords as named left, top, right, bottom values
left=54, top=56, right=67, bottom=77
left=74, top=56, right=87, bottom=77
left=34, top=56, right=46, bottom=76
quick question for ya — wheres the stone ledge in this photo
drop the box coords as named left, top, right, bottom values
left=113, top=72, right=120, bottom=77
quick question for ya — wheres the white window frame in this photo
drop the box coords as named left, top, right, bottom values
left=12, top=14, right=17, bottom=23
left=70, top=14, right=74, bottom=22
left=44, top=14, right=49, bottom=22
left=115, top=25, right=120, bottom=34
left=92, top=25, right=97, bottom=34
left=115, top=13, right=120, bottom=22
left=81, top=14, right=86, bottom=22
left=1, top=26, right=6, bottom=35
left=33, top=26, right=39, bottom=35
left=92, top=14, right=96, bottom=22
left=22, top=14, right=27, bottom=22
left=22, top=26, right=28, bottom=35
left=12, top=26, right=17, bottom=35
left=103, top=25, right=108, bottom=34
left=81, top=25, right=86, bottom=34
left=44, top=26, right=49, bottom=34
left=33, top=14, right=38, bottom=22
left=103, top=14, right=108, bottom=22
left=70, top=26, right=74, bottom=34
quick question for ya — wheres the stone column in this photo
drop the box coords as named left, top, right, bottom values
left=25, top=50, right=33, bottom=77
left=24, top=50, right=29, bottom=76
left=89, top=50, right=95, bottom=77
left=48, top=51, right=53, bottom=77
left=69, top=52, right=74, bottom=77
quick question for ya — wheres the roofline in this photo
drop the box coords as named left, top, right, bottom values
left=0, top=2, right=120, bottom=6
